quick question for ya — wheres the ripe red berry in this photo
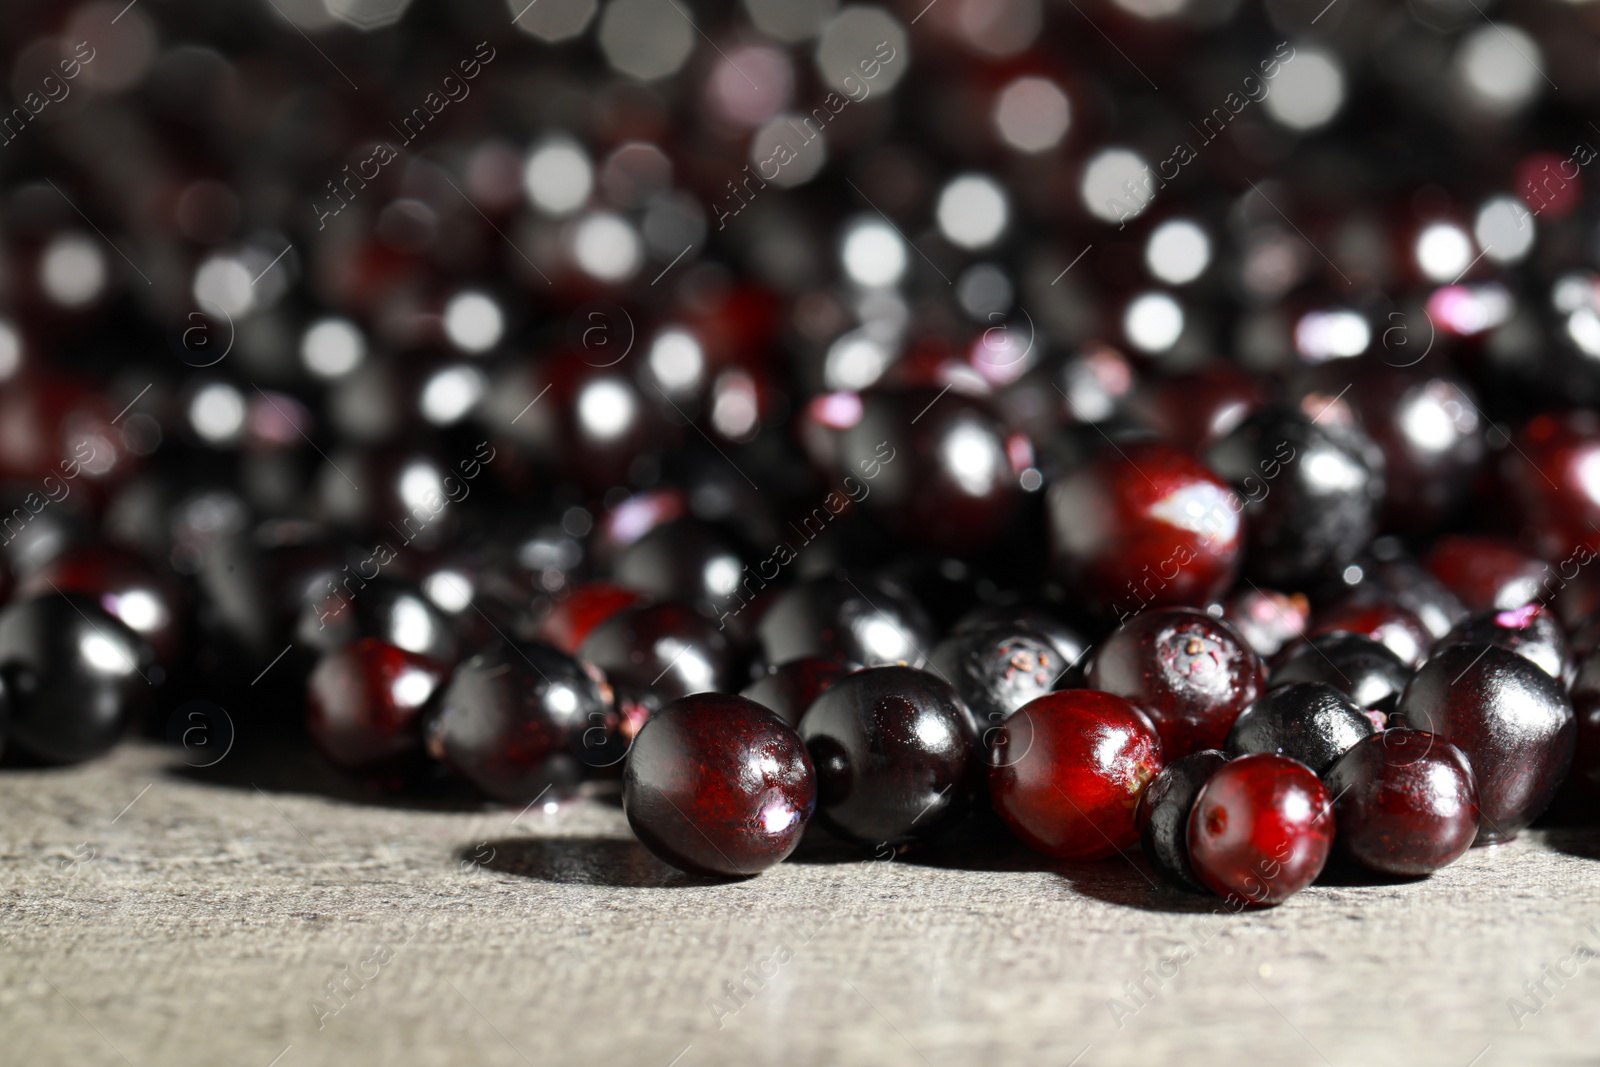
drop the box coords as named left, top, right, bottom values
left=1187, top=754, right=1334, bottom=906
left=988, top=690, right=1163, bottom=860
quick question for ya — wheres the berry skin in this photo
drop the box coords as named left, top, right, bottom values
left=0, top=594, right=153, bottom=764
left=1424, top=534, right=1551, bottom=614
left=1326, top=730, right=1479, bottom=876
left=756, top=574, right=935, bottom=670
left=1270, top=632, right=1411, bottom=713
left=927, top=621, right=1064, bottom=751
left=1225, top=682, right=1378, bottom=777
left=1137, top=749, right=1230, bottom=891
left=1187, top=753, right=1334, bottom=906
left=988, top=690, right=1164, bottom=860
left=800, top=666, right=979, bottom=847
left=740, top=654, right=859, bottom=727
left=1087, top=608, right=1266, bottom=759
left=1204, top=405, right=1386, bottom=587
left=1047, top=442, right=1243, bottom=617
left=1438, top=604, right=1567, bottom=681
left=1393, top=643, right=1575, bottom=844
left=578, top=602, right=740, bottom=700
left=428, top=639, right=611, bottom=801
left=623, top=693, right=816, bottom=877
left=306, top=638, right=449, bottom=774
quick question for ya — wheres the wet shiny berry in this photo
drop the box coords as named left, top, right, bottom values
left=1270, top=632, right=1411, bottom=713
left=1204, top=405, right=1385, bottom=587
left=428, top=639, right=611, bottom=800
left=1394, top=643, right=1574, bottom=843
left=537, top=582, right=643, bottom=654
left=1187, top=753, right=1334, bottom=906
left=623, top=693, right=816, bottom=877
left=1137, top=749, right=1229, bottom=891
left=756, top=574, right=934, bottom=670
left=800, top=666, right=978, bottom=847
left=1086, top=608, right=1266, bottom=759
left=1047, top=442, right=1243, bottom=616
left=0, top=594, right=154, bottom=764
left=1310, top=596, right=1432, bottom=668
left=578, top=602, right=739, bottom=700
left=306, top=638, right=448, bottom=774
left=1326, top=730, right=1479, bottom=876
left=740, top=654, right=858, bottom=727
left=1424, top=534, right=1551, bottom=614
left=1439, top=603, right=1567, bottom=681
left=988, top=690, right=1163, bottom=860
left=1226, top=682, right=1378, bottom=776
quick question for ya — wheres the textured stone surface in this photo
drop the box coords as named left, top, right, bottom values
left=2, top=741, right=1598, bottom=1066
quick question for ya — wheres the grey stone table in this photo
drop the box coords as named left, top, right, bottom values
left=3, top=740, right=1596, bottom=1067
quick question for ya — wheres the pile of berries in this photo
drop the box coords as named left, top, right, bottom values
left=3, top=0, right=1600, bottom=910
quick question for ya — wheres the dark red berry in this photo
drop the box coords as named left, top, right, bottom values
left=837, top=388, right=1023, bottom=554
left=1326, top=730, right=1479, bottom=876
left=1137, top=749, right=1229, bottom=891
left=1270, top=632, right=1411, bottom=713
left=1133, top=364, right=1268, bottom=452
left=1425, top=534, right=1551, bottom=613
left=1047, top=442, right=1243, bottom=616
left=800, top=666, right=979, bottom=847
left=306, top=638, right=448, bottom=773
left=428, top=640, right=611, bottom=801
left=1570, top=647, right=1600, bottom=800
left=1439, top=603, right=1567, bottom=681
left=988, top=690, right=1163, bottom=860
left=1187, top=753, right=1334, bottom=906
left=1086, top=608, right=1266, bottom=759
left=1222, top=587, right=1311, bottom=659
left=740, top=654, right=858, bottom=727
left=623, top=693, right=815, bottom=877
left=1310, top=597, right=1432, bottom=668
left=1226, top=681, right=1378, bottom=776
left=538, top=582, right=642, bottom=654
left=1393, top=643, right=1575, bottom=843
left=578, top=602, right=739, bottom=700
left=1498, top=411, right=1600, bottom=560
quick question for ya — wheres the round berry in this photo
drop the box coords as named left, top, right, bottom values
left=988, top=690, right=1163, bottom=860
left=1225, top=682, right=1378, bottom=776
left=306, top=638, right=448, bottom=774
left=1137, top=749, right=1230, bottom=891
left=1394, top=643, right=1575, bottom=844
left=928, top=622, right=1064, bottom=751
left=624, top=693, right=815, bottom=877
left=1087, top=608, right=1266, bottom=759
left=1187, top=753, right=1334, bottom=906
left=800, top=666, right=978, bottom=847
left=1047, top=442, right=1243, bottom=616
left=1438, top=604, right=1567, bottom=681
left=1270, top=632, right=1411, bottom=713
left=740, top=654, right=858, bottom=727
left=1326, top=730, right=1479, bottom=876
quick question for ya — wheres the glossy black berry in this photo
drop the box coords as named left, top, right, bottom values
left=578, top=602, right=740, bottom=700
left=740, top=654, right=859, bottom=727
left=0, top=594, right=154, bottom=764
left=1203, top=405, right=1386, bottom=587
left=799, top=666, right=978, bottom=847
left=756, top=574, right=934, bottom=670
left=1225, top=682, right=1377, bottom=777
left=927, top=622, right=1064, bottom=751
left=1137, top=749, right=1230, bottom=892
left=1270, top=633, right=1411, bottom=713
